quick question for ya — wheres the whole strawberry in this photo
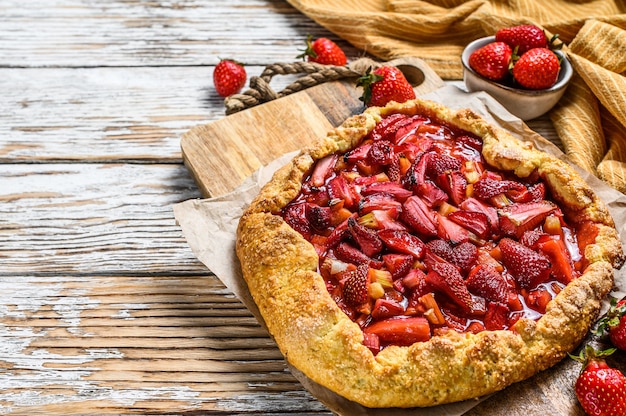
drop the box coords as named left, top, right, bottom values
left=571, top=346, right=626, bottom=416
left=213, top=59, right=247, bottom=97
left=512, top=48, right=560, bottom=89
left=496, top=24, right=548, bottom=55
left=596, top=297, right=626, bottom=350
left=468, top=41, right=513, bottom=81
left=357, top=66, right=416, bottom=107
left=298, top=36, right=347, bottom=66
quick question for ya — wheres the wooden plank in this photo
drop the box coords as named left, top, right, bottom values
left=0, top=273, right=334, bottom=414
left=0, top=0, right=359, bottom=68
left=0, top=163, right=206, bottom=274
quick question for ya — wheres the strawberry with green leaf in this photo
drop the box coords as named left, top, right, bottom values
left=357, top=66, right=416, bottom=107
left=571, top=346, right=626, bottom=416
left=495, top=24, right=548, bottom=55
left=596, top=297, right=626, bottom=351
left=512, top=47, right=561, bottom=90
left=297, top=35, right=347, bottom=66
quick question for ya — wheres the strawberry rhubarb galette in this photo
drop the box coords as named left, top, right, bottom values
left=236, top=98, right=624, bottom=408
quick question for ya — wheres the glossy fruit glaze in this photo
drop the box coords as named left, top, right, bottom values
left=280, top=111, right=595, bottom=354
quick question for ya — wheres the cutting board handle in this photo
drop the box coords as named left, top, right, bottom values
left=224, top=56, right=444, bottom=115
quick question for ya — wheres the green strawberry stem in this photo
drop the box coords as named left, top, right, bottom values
left=356, top=67, right=384, bottom=105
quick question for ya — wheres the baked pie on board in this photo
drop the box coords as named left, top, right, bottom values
left=175, top=84, right=626, bottom=414
left=235, top=96, right=624, bottom=409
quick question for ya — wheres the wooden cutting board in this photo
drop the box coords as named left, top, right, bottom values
left=181, top=57, right=444, bottom=197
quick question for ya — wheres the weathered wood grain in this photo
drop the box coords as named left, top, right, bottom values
left=1, top=163, right=205, bottom=274
left=0, top=0, right=358, bottom=68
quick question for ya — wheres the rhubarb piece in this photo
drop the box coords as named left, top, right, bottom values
left=363, top=316, right=431, bottom=345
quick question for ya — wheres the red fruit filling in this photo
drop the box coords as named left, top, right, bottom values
left=280, top=112, right=592, bottom=354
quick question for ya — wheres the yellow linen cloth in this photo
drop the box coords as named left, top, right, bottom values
left=287, top=0, right=626, bottom=194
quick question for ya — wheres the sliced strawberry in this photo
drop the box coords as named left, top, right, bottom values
left=305, top=204, right=331, bottom=233
left=473, top=177, right=526, bottom=200
left=394, top=115, right=429, bottom=144
left=519, top=229, right=549, bottom=249
left=498, top=201, right=556, bottom=238
left=382, top=253, right=414, bottom=279
left=425, top=261, right=473, bottom=313
left=359, top=192, right=402, bottom=215
left=369, top=113, right=408, bottom=142
left=448, top=210, right=490, bottom=239
left=460, top=197, right=499, bottom=234
left=457, top=134, right=483, bottom=152
left=527, top=182, right=546, bottom=202
left=371, top=298, right=405, bottom=320
left=499, top=238, right=551, bottom=289
left=396, top=139, right=434, bottom=161
left=524, top=287, right=553, bottom=314
left=309, top=154, right=338, bottom=187
left=401, top=196, right=438, bottom=237
left=484, top=301, right=510, bottom=330
left=416, top=180, right=448, bottom=207
left=324, top=214, right=353, bottom=249
left=386, top=155, right=401, bottom=182
left=427, top=153, right=462, bottom=177
left=344, top=142, right=372, bottom=163
left=358, top=209, right=407, bottom=231
left=347, top=217, right=383, bottom=257
left=378, top=229, right=426, bottom=259
left=363, top=316, right=431, bottom=346
left=402, top=152, right=430, bottom=190
left=449, top=241, right=478, bottom=273
left=437, top=171, right=467, bottom=206
left=342, top=264, right=370, bottom=306
left=436, top=213, right=469, bottom=244
left=538, top=238, right=577, bottom=285
left=334, top=242, right=383, bottom=268
left=360, top=181, right=412, bottom=201
left=426, top=239, right=453, bottom=261
left=327, top=174, right=360, bottom=210
left=466, top=264, right=509, bottom=304
left=368, top=139, right=395, bottom=166
left=283, top=203, right=311, bottom=239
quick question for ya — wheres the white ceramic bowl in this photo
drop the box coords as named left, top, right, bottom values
left=461, top=36, right=573, bottom=121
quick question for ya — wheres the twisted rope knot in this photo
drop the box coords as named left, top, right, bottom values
left=224, top=58, right=380, bottom=115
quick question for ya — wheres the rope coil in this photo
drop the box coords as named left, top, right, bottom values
left=224, top=58, right=381, bottom=115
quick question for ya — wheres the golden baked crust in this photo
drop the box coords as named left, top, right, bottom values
left=235, top=98, right=625, bottom=408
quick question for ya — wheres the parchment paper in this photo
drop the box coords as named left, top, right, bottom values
left=173, top=85, right=626, bottom=415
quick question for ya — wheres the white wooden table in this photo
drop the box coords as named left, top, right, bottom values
left=2, top=1, right=612, bottom=414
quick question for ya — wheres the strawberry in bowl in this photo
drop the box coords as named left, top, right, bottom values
left=461, top=25, right=573, bottom=120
